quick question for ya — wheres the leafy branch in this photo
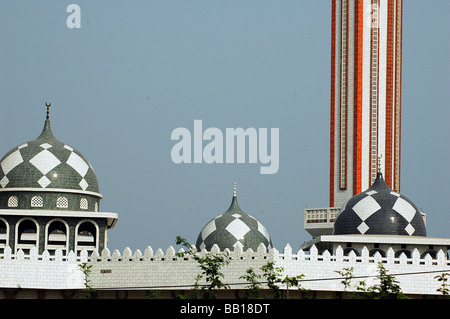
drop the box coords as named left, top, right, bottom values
left=175, top=236, right=230, bottom=299
left=78, top=262, right=95, bottom=299
left=435, top=273, right=450, bottom=297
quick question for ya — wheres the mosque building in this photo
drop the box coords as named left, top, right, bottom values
left=0, top=104, right=118, bottom=258
left=0, top=103, right=447, bottom=299
left=0, top=0, right=448, bottom=299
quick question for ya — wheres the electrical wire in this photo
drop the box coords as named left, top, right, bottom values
left=94, top=268, right=450, bottom=290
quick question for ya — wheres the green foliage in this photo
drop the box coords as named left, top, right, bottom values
left=353, top=262, right=409, bottom=299
left=243, top=261, right=304, bottom=299
left=239, top=267, right=263, bottom=299
left=78, top=262, right=95, bottom=299
left=374, top=263, right=404, bottom=298
left=260, top=261, right=284, bottom=299
left=176, top=236, right=230, bottom=299
left=335, top=263, right=412, bottom=299
left=335, top=267, right=354, bottom=292
left=434, top=273, right=450, bottom=297
left=172, top=235, right=425, bottom=299
left=176, top=236, right=306, bottom=299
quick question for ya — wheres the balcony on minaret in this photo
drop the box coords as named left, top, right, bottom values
left=304, top=207, right=340, bottom=238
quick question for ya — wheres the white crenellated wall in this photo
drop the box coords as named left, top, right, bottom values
left=0, top=246, right=86, bottom=290
left=0, top=244, right=449, bottom=296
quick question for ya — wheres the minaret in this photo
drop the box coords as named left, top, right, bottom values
left=330, top=0, right=403, bottom=207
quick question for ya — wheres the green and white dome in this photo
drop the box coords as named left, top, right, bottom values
left=0, top=114, right=99, bottom=194
left=196, top=183, right=273, bottom=252
left=0, top=104, right=102, bottom=212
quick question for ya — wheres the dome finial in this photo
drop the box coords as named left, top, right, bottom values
left=377, top=154, right=382, bottom=173
left=233, top=181, right=237, bottom=197
left=45, top=102, right=51, bottom=120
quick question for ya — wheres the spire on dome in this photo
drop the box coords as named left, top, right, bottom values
left=228, top=181, right=240, bottom=210
left=46, top=102, right=51, bottom=120
left=38, top=102, right=54, bottom=139
left=377, top=154, right=382, bottom=173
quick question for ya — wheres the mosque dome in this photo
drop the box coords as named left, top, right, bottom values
left=333, top=172, right=426, bottom=236
left=0, top=107, right=99, bottom=194
left=196, top=183, right=273, bottom=252
left=0, top=104, right=101, bottom=212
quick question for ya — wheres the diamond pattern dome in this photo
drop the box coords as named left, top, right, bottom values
left=0, top=118, right=99, bottom=194
left=196, top=188, right=273, bottom=252
left=333, top=172, right=426, bottom=236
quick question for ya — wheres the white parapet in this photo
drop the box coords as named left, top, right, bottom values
left=0, top=246, right=86, bottom=290
left=0, top=243, right=449, bottom=296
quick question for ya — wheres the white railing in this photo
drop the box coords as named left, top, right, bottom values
left=304, top=207, right=340, bottom=224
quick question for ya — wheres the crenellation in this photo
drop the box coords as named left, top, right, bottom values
left=0, top=243, right=448, bottom=295
left=166, top=246, right=176, bottom=258
left=101, top=248, right=111, bottom=258
left=144, top=246, right=154, bottom=258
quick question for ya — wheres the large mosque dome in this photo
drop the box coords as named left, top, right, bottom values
left=0, top=116, right=99, bottom=193
left=196, top=184, right=273, bottom=252
left=0, top=104, right=101, bottom=212
left=0, top=103, right=117, bottom=256
left=333, top=172, right=426, bottom=237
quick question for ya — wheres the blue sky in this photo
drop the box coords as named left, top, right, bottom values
left=0, top=1, right=448, bottom=252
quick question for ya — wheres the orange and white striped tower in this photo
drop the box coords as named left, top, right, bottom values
left=330, top=0, right=403, bottom=207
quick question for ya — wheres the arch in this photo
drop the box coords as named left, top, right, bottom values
left=80, top=198, right=88, bottom=210
left=343, top=248, right=360, bottom=256
left=56, top=197, right=68, bottom=208
left=45, top=219, right=69, bottom=254
left=0, top=218, right=9, bottom=251
left=15, top=218, right=39, bottom=253
left=395, top=249, right=412, bottom=258
left=421, top=250, right=437, bottom=259
left=75, top=220, right=99, bottom=254
left=7, top=196, right=18, bottom=208
left=369, top=248, right=386, bottom=257
left=30, top=196, right=43, bottom=208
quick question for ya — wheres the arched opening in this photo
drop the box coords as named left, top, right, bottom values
left=46, top=220, right=68, bottom=255
left=80, top=198, right=88, bottom=210
left=343, top=248, right=360, bottom=256
left=0, top=218, right=8, bottom=253
left=76, top=220, right=98, bottom=255
left=30, top=196, right=43, bottom=208
left=395, top=249, right=412, bottom=258
left=8, top=196, right=18, bottom=207
left=16, top=218, right=38, bottom=254
left=421, top=250, right=437, bottom=259
left=56, top=197, right=68, bottom=209
left=369, top=249, right=386, bottom=257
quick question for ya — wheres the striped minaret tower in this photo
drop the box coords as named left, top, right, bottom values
left=330, top=0, right=403, bottom=207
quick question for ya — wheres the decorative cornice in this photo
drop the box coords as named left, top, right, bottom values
left=0, top=187, right=103, bottom=199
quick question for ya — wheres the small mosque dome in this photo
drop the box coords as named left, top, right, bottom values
left=196, top=183, right=273, bottom=251
left=333, top=172, right=426, bottom=236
